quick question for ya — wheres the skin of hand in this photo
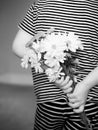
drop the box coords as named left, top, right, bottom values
left=67, top=81, right=90, bottom=113
left=55, top=76, right=73, bottom=94
left=67, top=66, right=98, bottom=113
left=55, top=76, right=89, bottom=113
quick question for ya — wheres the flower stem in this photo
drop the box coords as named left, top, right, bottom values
left=80, top=111, right=93, bottom=130
left=72, top=80, right=92, bottom=130
left=61, top=62, right=93, bottom=130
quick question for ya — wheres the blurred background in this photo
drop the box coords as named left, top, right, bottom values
left=0, top=0, right=36, bottom=129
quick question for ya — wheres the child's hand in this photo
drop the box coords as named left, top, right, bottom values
left=67, top=81, right=90, bottom=113
left=55, top=76, right=73, bottom=94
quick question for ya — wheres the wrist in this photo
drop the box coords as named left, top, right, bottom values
left=77, top=80, right=90, bottom=93
left=81, top=76, right=95, bottom=91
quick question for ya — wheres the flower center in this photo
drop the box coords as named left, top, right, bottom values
left=52, top=44, right=56, bottom=49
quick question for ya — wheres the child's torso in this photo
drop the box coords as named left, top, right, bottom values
left=32, top=0, right=98, bottom=102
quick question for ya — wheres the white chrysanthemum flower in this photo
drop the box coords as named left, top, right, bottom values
left=45, top=58, right=60, bottom=68
left=45, top=66, right=64, bottom=82
left=28, top=51, right=43, bottom=73
left=21, top=49, right=35, bottom=69
left=40, top=32, right=68, bottom=55
left=44, top=52, right=66, bottom=67
left=32, top=40, right=42, bottom=54
left=45, top=51, right=66, bottom=62
left=30, top=58, right=43, bottom=73
left=21, top=48, right=42, bottom=73
left=21, top=55, right=29, bottom=69
left=66, top=32, right=83, bottom=52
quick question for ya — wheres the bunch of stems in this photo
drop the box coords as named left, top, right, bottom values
left=61, top=60, right=93, bottom=130
left=71, top=79, right=92, bottom=130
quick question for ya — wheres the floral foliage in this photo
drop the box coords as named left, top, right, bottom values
left=21, top=27, right=83, bottom=82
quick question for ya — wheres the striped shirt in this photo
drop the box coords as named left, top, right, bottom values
left=19, top=0, right=98, bottom=103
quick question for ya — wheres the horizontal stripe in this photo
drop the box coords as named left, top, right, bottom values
left=34, top=99, right=98, bottom=129
left=19, top=0, right=98, bottom=103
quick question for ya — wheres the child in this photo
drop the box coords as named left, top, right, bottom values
left=12, top=0, right=98, bottom=129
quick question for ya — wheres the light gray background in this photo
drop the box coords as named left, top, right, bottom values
left=0, top=0, right=34, bottom=84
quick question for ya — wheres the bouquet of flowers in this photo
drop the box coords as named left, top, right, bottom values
left=21, top=28, right=83, bottom=81
left=21, top=27, right=92, bottom=130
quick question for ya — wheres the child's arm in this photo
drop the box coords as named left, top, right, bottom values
left=67, top=66, right=98, bottom=113
left=12, top=29, right=33, bottom=58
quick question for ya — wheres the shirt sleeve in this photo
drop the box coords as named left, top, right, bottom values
left=18, top=3, right=37, bottom=36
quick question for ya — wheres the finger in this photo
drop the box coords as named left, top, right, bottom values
left=68, top=102, right=82, bottom=109
left=63, top=87, right=73, bottom=94
left=68, top=98, right=79, bottom=103
left=61, top=76, right=70, bottom=86
left=73, top=104, right=84, bottom=113
left=67, top=93, right=75, bottom=99
left=62, top=80, right=73, bottom=93
left=62, top=80, right=73, bottom=89
left=55, top=76, right=64, bottom=84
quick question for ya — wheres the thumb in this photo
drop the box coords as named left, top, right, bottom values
left=55, top=76, right=64, bottom=84
left=73, top=104, right=84, bottom=113
left=67, top=93, right=75, bottom=99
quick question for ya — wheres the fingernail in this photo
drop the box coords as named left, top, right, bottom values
left=67, top=94, right=69, bottom=97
